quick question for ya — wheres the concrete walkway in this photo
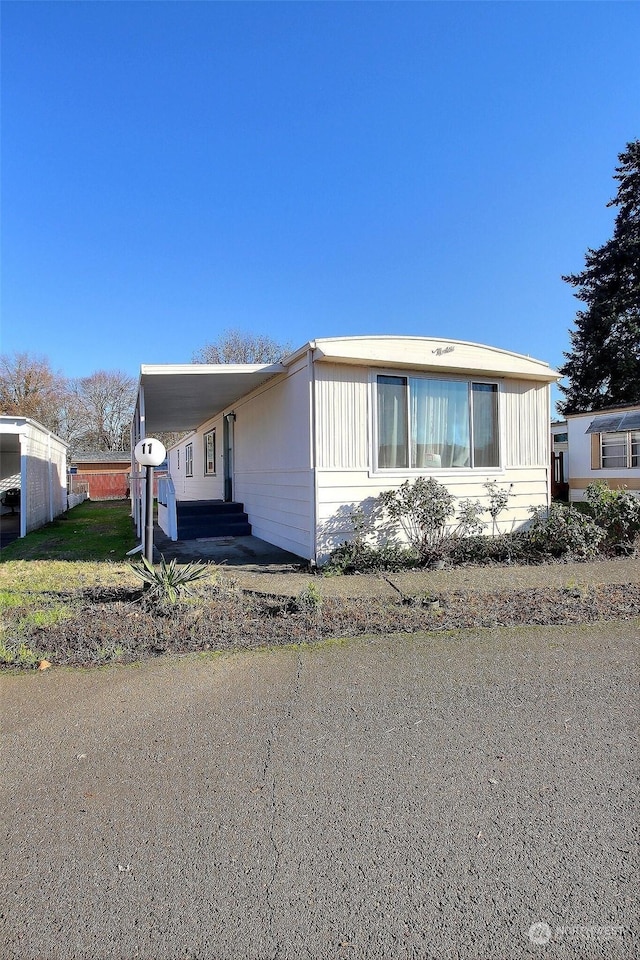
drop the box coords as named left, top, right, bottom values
left=153, top=527, right=640, bottom=600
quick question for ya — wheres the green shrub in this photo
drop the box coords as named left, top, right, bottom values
left=379, top=477, right=486, bottom=564
left=584, top=481, right=640, bottom=554
left=130, top=555, right=211, bottom=604
left=324, top=540, right=418, bottom=575
left=448, top=531, right=530, bottom=565
left=526, top=503, right=604, bottom=560
left=483, top=480, right=513, bottom=535
left=294, top=582, right=323, bottom=613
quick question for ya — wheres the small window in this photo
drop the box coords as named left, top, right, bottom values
left=204, top=430, right=216, bottom=476
left=185, top=443, right=193, bottom=477
left=177, top=450, right=180, bottom=471
left=601, top=430, right=640, bottom=469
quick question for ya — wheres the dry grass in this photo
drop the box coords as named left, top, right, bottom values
left=2, top=572, right=639, bottom=669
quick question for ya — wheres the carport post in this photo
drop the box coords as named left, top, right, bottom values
left=133, top=438, right=166, bottom=565
left=145, top=464, right=154, bottom=564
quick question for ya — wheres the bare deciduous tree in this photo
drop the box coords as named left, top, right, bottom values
left=1, top=353, right=137, bottom=454
left=0, top=351, right=68, bottom=433
left=71, top=370, right=137, bottom=452
left=192, top=328, right=291, bottom=364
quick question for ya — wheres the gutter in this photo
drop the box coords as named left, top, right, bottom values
left=308, top=346, right=318, bottom=566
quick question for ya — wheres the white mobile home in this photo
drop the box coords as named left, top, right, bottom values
left=565, top=404, right=640, bottom=502
left=132, top=336, right=558, bottom=563
left=0, top=416, right=68, bottom=539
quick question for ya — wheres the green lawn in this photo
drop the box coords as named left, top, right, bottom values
left=0, top=499, right=138, bottom=563
left=0, top=500, right=144, bottom=665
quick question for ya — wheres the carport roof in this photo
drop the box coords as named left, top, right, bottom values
left=137, top=363, right=287, bottom=433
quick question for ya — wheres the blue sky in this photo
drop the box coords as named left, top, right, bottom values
left=2, top=1, right=639, bottom=411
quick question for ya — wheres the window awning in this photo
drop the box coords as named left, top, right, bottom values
left=585, top=411, right=640, bottom=434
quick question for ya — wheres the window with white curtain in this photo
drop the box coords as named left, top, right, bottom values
left=377, top=375, right=499, bottom=470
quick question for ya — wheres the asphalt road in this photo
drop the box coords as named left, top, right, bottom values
left=1, top=622, right=638, bottom=960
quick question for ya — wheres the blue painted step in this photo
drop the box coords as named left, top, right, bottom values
left=176, top=500, right=251, bottom=539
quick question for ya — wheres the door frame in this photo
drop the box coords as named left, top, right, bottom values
left=223, top=413, right=235, bottom=502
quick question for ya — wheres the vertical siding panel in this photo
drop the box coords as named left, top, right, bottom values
left=234, top=359, right=312, bottom=558
left=503, top=380, right=549, bottom=466
left=315, top=363, right=369, bottom=470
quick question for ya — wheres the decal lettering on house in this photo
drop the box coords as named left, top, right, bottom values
left=432, top=346, right=455, bottom=356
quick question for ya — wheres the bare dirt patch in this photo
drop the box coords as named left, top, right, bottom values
left=4, top=575, right=639, bottom=668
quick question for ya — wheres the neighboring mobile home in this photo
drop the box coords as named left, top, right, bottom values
left=565, top=404, right=640, bottom=502
left=132, top=336, right=558, bottom=564
left=0, top=416, right=68, bottom=539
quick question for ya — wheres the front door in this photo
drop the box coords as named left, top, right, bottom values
left=223, top=414, right=234, bottom=502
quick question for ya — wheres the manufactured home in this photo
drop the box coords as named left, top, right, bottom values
left=132, top=336, right=558, bottom=564
left=565, top=404, right=640, bottom=502
left=0, top=416, right=68, bottom=542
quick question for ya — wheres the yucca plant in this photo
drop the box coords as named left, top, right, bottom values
left=130, top=555, right=210, bottom=604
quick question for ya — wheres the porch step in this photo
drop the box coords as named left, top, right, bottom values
left=176, top=500, right=251, bottom=540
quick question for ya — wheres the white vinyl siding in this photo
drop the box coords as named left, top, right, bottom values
left=313, top=369, right=552, bottom=563
left=232, top=355, right=313, bottom=558
left=502, top=380, right=549, bottom=467
left=314, top=469, right=550, bottom=564
left=171, top=420, right=225, bottom=501
left=314, top=363, right=369, bottom=470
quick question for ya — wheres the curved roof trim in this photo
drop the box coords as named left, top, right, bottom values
left=296, top=336, right=558, bottom=383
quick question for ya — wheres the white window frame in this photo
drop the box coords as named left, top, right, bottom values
left=601, top=430, right=640, bottom=469
left=371, top=369, right=502, bottom=474
left=204, top=429, right=216, bottom=476
left=185, top=443, right=193, bottom=477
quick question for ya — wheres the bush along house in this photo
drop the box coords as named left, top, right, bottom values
left=131, top=336, right=559, bottom=564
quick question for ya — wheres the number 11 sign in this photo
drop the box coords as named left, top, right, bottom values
left=134, top=438, right=166, bottom=467
left=134, top=438, right=166, bottom=562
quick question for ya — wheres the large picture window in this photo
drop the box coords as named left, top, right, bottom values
left=377, top=375, right=499, bottom=470
left=204, top=430, right=216, bottom=476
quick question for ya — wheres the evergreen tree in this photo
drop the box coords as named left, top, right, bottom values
left=558, top=140, right=640, bottom=414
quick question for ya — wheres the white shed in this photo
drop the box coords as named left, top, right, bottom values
left=566, top=404, right=640, bottom=502
left=0, top=416, right=69, bottom=539
left=132, top=336, right=558, bottom=563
